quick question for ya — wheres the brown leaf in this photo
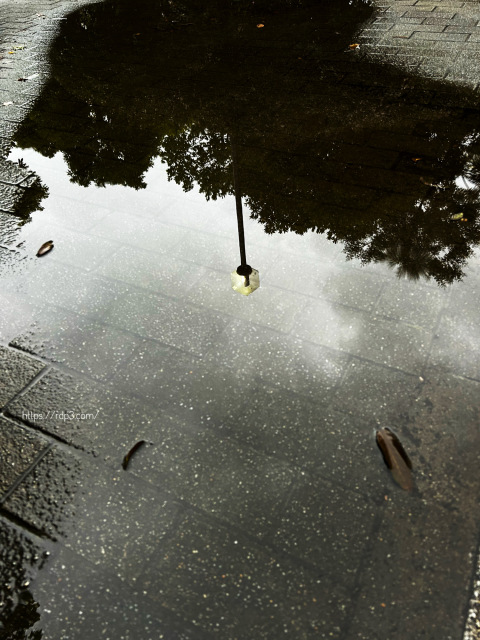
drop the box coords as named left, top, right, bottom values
left=376, top=428, right=413, bottom=491
left=122, top=440, right=146, bottom=470
left=36, top=240, right=54, bottom=257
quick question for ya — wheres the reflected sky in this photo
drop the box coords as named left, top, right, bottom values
left=4, top=0, right=480, bottom=286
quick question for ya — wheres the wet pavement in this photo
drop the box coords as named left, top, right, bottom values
left=1, top=1, right=480, bottom=639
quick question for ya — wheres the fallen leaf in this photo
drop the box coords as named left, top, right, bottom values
left=36, top=240, right=54, bottom=257
left=349, top=43, right=360, bottom=49
left=257, top=23, right=264, bottom=28
left=122, top=440, right=146, bottom=470
left=450, top=212, right=463, bottom=220
left=376, top=428, right=413, bottom=491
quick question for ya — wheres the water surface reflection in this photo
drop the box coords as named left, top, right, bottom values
left=11, top=0, right=480, bottom=285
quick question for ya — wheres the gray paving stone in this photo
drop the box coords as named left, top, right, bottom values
left=292, top=299, right=431, bottom=374
left=2, top=444, right=82, bottom=540
left=206, top=322, right=349, bottom=403
left=88, top=209, right=185, bottom=252
left=31, top=546, right=205, bottom=640
left=0, top=415, right=48, bottom=496
left=4, top=365, right=214, bottom=470
left=319, top=267, right=386, bottom=311
left=375, top=279, right=448, bottom=328
left=0, top=289, right=42, bottom=344
left=5, top=367, right=115, bottom=452
left=330, top=359, right=421, bottom=427
left=9, top=262, right=131, bottom=321
left=406, top=365, right=480, bottom=511
left=9, top=307, right=142, bottom=381
left=138, top=512, right=349, bottom=638
left=428, top=286, right=480, bottom=380
left=345, top=501, right=477, bottom=640
left=218, top=385, right=388, bottom=492
left=269, top=475, right=377, bottom=578
left=104, top=290, right=230, bottom=357
left=128, top=427, right=295, bottom=539
left=112, top=339, right=256, bottom=425
left=18, top=223, right=121, bottom=272
left=61, top=472, right=181, bottom=583
left=169, top=227, right=246, bottom=272
left=0, top=344, right=45, bottom=408
left=95, top=245, right=206, bottom=298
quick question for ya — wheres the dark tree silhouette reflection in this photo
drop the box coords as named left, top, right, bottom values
left=15, top=0, right=480, bottom=284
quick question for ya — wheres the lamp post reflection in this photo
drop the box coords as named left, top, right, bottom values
left=230, top=138, right=260, bottom=296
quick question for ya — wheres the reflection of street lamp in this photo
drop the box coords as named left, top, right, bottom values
left=230, top=138, right=260, bottom=296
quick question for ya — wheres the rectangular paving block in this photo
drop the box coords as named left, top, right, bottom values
left=0, top=516, right=49, bottom=639
left=9, top=307, right=143, bottom=381
left=345, top=501, right=478, bottom=640
left=2, top=444, right=83, bottom=540
left=95, top=244, right=206, bottom=298
left=292, top=299, right=431, bottom=375
left=186, top=266, right=309, bottom=334
left=206, top=321, right=350, bottom=403
left=112, top=339, right=257, bottom=425
left=268, top=474, right=377, bottom=581
left=0, top=415, right=48, bottom=497
left=124, top=425, right=295, bottom=540
left=0, top=345, right=45, bottom=408
left=105, top=290, right=230, bottom=357
left=32, top=546, right=206, bottom=640
left=138, top=512, right=349, bottom=638
left=330, top=359, right=421, bottom=426
left=217, top=384, right=389, bottom=493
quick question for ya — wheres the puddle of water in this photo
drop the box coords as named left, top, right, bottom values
left=1, top=1, right=480, bottom=639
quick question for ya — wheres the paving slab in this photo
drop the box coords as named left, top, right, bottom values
left=137, top=511, right=350, bottom=639
left=0, top=344, right=45, bottom=408
left=0, top=415, right=48, bottom=496
left=0, top=516, right=50, bottom=640
left=345, top=500, right=478, bottom=640
left=28, top=546, right=206, bottom=640
left=104, top=290, right=230, bottom=358
left=9, top=306, right=143, bottom=381
left=216, top=384, right=388, bottom=493
left=205, top=321, right=350, bottom=403
left=292, top=298, right=432, bottom=374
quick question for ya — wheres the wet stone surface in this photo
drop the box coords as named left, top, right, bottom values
left=1, top=0, right=480, bottom=638
left=138, top=512, right=349, bottom=639
left=0, top=517, right=49, bottom=640
left=0, top=415, right=48, bottom=497
left=0, top=345, right=45, bottom=409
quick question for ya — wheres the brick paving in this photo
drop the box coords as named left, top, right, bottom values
left=0, top=1, right=480, bottom=639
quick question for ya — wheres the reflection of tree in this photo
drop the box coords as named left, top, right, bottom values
left=15, top=0, right=480, bottom=284
left=13, top=178, right=49, bottom=224
left=0, top=522, right=43, bottom=639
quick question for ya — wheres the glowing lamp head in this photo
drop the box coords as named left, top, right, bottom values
left=231, top=265, right=260, bottom=296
